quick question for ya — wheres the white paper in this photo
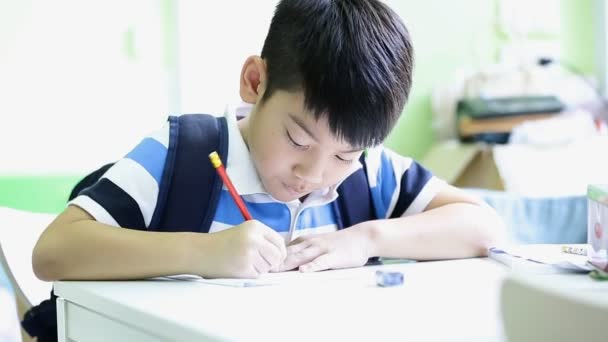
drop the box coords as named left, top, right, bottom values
left=489, top=244, right=592, bottom=274
left=152, top=259, right=415, bottom=287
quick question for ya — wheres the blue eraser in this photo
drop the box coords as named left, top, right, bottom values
left=375, top=270, right=404, bottom=287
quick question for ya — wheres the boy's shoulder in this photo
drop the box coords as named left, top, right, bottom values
left=364, top=144, right=415, bottom=174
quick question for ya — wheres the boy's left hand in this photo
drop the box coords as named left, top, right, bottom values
left=277, top=226, right=374, bottom=272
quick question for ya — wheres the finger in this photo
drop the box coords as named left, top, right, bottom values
left=287, top=235, right=307, bottom=246
left=281, top=244, right=324, bottom=271
left=277, top=248, right=305, bottom=272
left=278, top=257, right=299, bottom=272
left=253, top=250, right=272, bottom=275
left=299, top=253, right=333, bottom=273
left=286, top=240, right=310, bottom=255
left=247, top=265, right=261, bottom=278
left=262, top=229, right=287, bottom=261
left=257, top=239, right=284, bottom=270
left=269, top=264, right=281, bottom=273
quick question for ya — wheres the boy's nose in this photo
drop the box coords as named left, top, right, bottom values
left=293, top=160, right=323, bottom=185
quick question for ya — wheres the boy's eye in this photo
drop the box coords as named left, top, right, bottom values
left=286, top=129, right=307, bottom=149
left=336, top=155, right=354, bottom=164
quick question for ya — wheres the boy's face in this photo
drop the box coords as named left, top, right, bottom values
left=241, top=90, right=363, bottom=202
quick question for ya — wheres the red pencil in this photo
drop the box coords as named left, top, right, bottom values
left=208, top=151, right=253, bottom=221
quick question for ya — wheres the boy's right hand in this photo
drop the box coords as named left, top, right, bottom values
left=196, top=220, right=287, bottom=279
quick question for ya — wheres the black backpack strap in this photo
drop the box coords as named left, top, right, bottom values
left=335, top=155, right=379, bottom=264
left=149, top=114, right=228, bottom=233
left=334, top=154, right=376, bottom=229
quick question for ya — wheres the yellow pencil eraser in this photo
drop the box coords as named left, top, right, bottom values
left=209, top=151, right=222, bottom=168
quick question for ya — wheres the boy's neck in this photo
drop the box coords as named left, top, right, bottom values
left=237, top=116, right=250, bottom=150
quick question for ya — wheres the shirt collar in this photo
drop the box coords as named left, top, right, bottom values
left=224, top=103, right=266, bottom=195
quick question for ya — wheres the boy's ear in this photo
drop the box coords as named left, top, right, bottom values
left=239, top=56, right=267, bottom=104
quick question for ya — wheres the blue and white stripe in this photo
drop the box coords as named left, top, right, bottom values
left=211, top=189, right=292, bottom=232
left=366, top=146, right=443, bottom=219
left=70, top=106, right=443, bottom=239
left=70, top=122, right=169, bottom=228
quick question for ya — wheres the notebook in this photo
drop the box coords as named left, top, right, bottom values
left=488, top=244, right=593, bottom=274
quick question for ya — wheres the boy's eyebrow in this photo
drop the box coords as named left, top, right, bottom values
left=339, top=147, right=364, bottom=154
left=288, top=113, right=363, bottom=154
left=288, top=113, right=318, bottom=142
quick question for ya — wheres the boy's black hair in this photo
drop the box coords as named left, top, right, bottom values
left=261, top=0, right=414, bottom=148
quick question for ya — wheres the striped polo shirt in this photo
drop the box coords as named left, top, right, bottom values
left=70, top=104, right=445, bottom=241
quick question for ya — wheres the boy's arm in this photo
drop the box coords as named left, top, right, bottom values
left=363, top=183, right=507, bottom=260
left=33, top=205, right=197, bottom=281
left=33, top=205, right=286, bottom=281
left=33, top=123, right=286, bottom=281
left=280, top=183, right=507, bottom=272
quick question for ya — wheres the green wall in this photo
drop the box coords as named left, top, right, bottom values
left=385, top=0, right=596, bottom=160
left=560, top=0, right=595, bottom=74
left=0, top=175, right=82, bottom=213
left=384, top=0, right=500, bottom=160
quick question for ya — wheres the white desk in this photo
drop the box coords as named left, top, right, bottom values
left=53, top=258, right=603, bottom=342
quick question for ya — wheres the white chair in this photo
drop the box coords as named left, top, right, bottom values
left=501, top=275, right=608, bottom=342
left=0, top=207, right=56, bottom=342
left=0, top=286, right=21, bottom=342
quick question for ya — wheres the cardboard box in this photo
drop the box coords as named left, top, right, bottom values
left=422, top=140, right=504, bottom=190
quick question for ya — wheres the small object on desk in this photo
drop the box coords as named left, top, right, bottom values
left=589, top=267, right=608, bottom=281
left=561, top=245, right=587, bottom=256
left=587, top=184, right=608, bottom=271
left=366, top=257, right=416, bottom=266
left=375, top=270, right=404, bottom=287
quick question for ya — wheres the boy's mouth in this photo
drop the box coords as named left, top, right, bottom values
left=283, top=182, right=306, bottom=197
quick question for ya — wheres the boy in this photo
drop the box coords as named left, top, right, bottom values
left=33, top=0, right=505, bottom=282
